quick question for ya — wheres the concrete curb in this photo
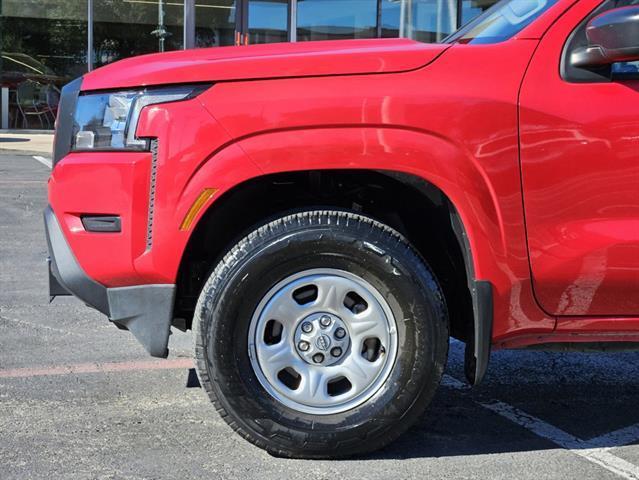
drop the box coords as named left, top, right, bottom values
left=0, top=129, right=55, bottom=134
left=0, top=132, right=53, bottom=155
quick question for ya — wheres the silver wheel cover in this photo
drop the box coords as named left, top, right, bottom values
left=248, top=269, right=398, bottom=415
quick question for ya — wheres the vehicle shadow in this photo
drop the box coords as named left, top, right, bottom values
left=365, top=341, right=639, bottom=460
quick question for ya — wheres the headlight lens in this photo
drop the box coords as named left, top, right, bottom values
left=72, top=84, right=208, bottom=150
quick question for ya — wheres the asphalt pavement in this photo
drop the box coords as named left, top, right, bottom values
left=1, top=150, right=639, bottom=480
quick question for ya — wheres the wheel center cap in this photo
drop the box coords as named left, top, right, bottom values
left=293, top=312, right=350, bottom=366
left=315, top=334, right=331, bottom=351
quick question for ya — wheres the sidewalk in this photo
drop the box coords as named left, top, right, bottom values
left=0, top=132, right=53, bottom=156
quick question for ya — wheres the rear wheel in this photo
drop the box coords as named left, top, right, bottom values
left=193, top=210, right=448, bottom=458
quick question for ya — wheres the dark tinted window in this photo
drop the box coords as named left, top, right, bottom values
left=93, top=0, right=184, bottom=68
left=195, top=0, right=237, bottom=48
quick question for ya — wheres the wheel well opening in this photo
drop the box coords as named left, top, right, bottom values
left=174, top=170, right=474, bottom=343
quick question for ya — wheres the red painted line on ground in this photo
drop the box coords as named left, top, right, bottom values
left=0, top=180, right=44, bottom=184
left=0, top=358, right=194, bottom=379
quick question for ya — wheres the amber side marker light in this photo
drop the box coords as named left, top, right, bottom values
left=180, top=188, right=218, bottom=231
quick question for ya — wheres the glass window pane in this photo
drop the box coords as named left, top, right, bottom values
left=93, top=0, right=183, bottom=69
left=0, top=0, right=87, bottom=129
left=461, top=0, right=499, bottom=25
left=447, top=0, right=557, bottom=44
left=297, top=0, right=377, bottom=42
left=248, top=0, right=289, bottom=44
left=613, top=61, right=639, bottom=77
left=381, top=0, right=458, bottom=43
left=195, top=0, right=237, bottom=47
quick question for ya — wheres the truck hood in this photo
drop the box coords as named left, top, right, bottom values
left=81, top=39, right=449, bottom=91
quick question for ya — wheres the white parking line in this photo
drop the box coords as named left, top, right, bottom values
left=32, top=155, right=52, bottom=169
left=591, top=423, right=639, bottom=450
left=442, top=375, right=639, bottom=479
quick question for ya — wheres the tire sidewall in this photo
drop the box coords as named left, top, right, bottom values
left=195, top=212, right=448, bottom=455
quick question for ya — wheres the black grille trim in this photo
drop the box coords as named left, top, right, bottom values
left=52, top=77, right=83, bottom=167
left=146, top=139, right=159, bottom=250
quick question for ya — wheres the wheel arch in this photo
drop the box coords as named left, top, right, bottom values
left=175, top=168, right=493, bottom=385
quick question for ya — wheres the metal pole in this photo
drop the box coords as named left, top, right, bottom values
left=159, top=0, right=165, bottom=52
left=456, top=0, right=463, bottom=28
left=447, top=0, right=456, bottom=36
left=1, top=87, right=9, bottom=130
left=184, top=0, right=195, bottom=49
left=87, top=0, right=94, bottom=71
left=436, top=0, right=443, bottom=41
left=289, top=0, right=297, bottom=42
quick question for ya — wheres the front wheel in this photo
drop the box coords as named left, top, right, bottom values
left=193, top=210, right=448, bottom=458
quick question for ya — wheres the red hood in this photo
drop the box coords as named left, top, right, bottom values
left=81, top=39, right=449, bottom=91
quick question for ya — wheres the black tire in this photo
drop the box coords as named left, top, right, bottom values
left=193, top=210, right=449, bottom=459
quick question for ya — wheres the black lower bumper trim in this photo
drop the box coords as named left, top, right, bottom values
left=108, top=285, right=175, bottom=358
left=44, top=206, right=110, bottom=314
left=44, top=206, right=175, bottom=358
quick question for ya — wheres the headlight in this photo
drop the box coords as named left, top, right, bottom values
left=72, top=84, right=209, bottom=150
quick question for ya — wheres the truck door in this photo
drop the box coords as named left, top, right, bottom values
left=519, top=0, right=639, bottom=315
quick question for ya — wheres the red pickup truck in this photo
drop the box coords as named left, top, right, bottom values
left=45, top=0, right=638, bottom=458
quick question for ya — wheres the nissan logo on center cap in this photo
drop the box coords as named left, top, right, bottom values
left=315, top=334, right=331, bottom=351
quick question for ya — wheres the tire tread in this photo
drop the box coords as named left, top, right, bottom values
left=193, top=210, right=448, bottom=459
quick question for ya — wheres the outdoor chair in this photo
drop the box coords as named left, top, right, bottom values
left=15, top=80, right=51, bottom=129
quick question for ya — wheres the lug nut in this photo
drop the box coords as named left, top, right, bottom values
left=312, top=353, right=325, bottom=363
left=319, top=315, right=332, bottom=328
left=331, top=347, right=342, bottom=358
left=334, top=327, right=346, bottom=339
left=298, top=341, right=310, bottom=352
left=301, top=322, right=313, bottom=333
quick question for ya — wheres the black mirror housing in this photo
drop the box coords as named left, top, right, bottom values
left=571, top=6, right=639, bottom=68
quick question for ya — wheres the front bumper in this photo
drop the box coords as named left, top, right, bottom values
left=44, top=205, right=175, bottom=358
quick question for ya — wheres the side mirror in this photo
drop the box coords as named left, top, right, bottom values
left=571, top=6, right=639, bottom=68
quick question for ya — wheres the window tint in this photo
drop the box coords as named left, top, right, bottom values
left=445, top=0, right=558, bottom=44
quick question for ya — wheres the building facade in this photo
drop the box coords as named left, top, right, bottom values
left=0, top=0, right=496, bottom=130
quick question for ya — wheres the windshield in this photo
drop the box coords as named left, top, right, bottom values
left=445, top=0, right=558, bottom=44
